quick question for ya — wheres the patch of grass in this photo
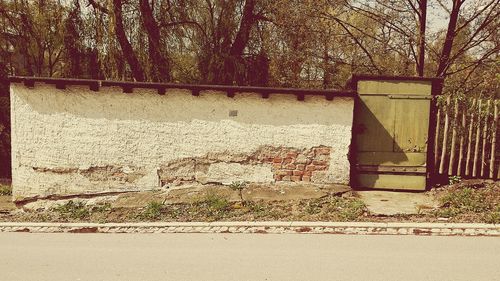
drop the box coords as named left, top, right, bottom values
left=296, top=195, right=367, bottom=221
left=139, top=201, right=164, bottom=220
left=204, top=192, right=230, bottom=213
left=434, top=186, right=500, bottom=223
left=304, top=200, right=322, bottom=215
left=484, top=206, right=500, bottom=224
left=52, top=201, right=112, bottom=221
left=53, top=200, right=90, bottom=220
left=91, top=202, right=112, bottom=213
left=324, top=196, right=367, bottom=221
left=0, top=184, right=11, bottom=196
left=436, top=187, right=489, bottom=217
left=191, top=191, right=230, bottom=221
left=246, top=201, right=271, bottom=217
left=448, top=175, right=462, bottom=185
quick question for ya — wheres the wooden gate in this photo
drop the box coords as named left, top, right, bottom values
left=351, top=75, right=443, bottom=191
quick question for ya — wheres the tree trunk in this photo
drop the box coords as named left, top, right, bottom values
left=416, top=0, right=427, bottom=76
left=322, top=41, right=332, bottom=88
left=223, top=0, right=256, bottom=84
left=112, top=0, right=145, bottom=81
left=229, top=0, right=256, bottom=58
left=63, top=1, right=82, bottom=77
left=139, top=0, right=171, bottom=82
left=436, top=0, right=463, bottom=77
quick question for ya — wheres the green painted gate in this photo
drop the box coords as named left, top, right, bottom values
left=351, top=76, right=442, bottom=191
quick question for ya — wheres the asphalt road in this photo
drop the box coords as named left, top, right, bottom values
left=0, top=233, right=499, bottom=281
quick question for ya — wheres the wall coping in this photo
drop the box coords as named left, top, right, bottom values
left=9, top=75, right=444, bottom=100
left=9, top=76, right=355, bottom=101
left=347, top=74, right=444, bottom=95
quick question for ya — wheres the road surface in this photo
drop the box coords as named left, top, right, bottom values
left=0, top=233, right=499, bottom=281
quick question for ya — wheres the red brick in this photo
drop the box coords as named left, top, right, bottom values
left=293, top=170, right=304, bottom=176
left=314, top=165, right=327, bottom=170
left=315, top=147, right=331, bottom=155
left=273, top=157, right=283, bottom=163
left=287, top=152, right=299, bottom=158
left=303, top=171, right=312, bottom=176
left=305, top=165, right=316, bottom=171
left=296, top=164, right=305, bottom=170
left=276, top=170, right=292, bottom=176
left=294, top=154, right=308, bottom=164
left=291, top=175, right=302, bottom=182
left=316, top=154, right=330, bottom=161
left=283, top=157, right=294, bottom=164
left=285, top=164, right=296, bottom=169
left=265, top=157, right=274, bottom=163
left=272, top=163, right=282, bottom=169
left=274, top=175, right=283, bottom=181
left=312, top=160, right=326, bottom=166
left=302, top=176, right=311, bottom=182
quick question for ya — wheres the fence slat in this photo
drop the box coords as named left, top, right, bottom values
left=489, top=100, right=497, bottom=179
left=457, top=102, right=466, bottom=176
left=465, top=99, right=476, bottom=176
left=498, top=152, right=500, bottom=180
left=432, top=97, right=499, bottom=180
left=439, top=96, right=451, bottom=174
left=448, top=98, right=459, bottom=175
left=480, top=100, right=490, bottom=177
left=472, top=99, right=482, bottom=177
left=434, top=108, right=441, bottom=168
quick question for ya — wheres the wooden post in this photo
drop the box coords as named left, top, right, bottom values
left=457, top=101, right=466, bottom=176
left=498, top=160, right=500, bottom=180
left=472, top=99, right=482, bottom=177
left=465, top=99, right=476, bottom=176
left=448, top=98, right=459, bottom=175
left=439, top=96, right=451, bottom=174
left=434, top=108, right=441, bottom=168
left=480, top=100, right=490, bottom=177
left=490, top=100, right=498, bottom=179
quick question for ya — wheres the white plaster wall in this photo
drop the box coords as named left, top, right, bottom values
left=10, top=83, right=354, bottom=200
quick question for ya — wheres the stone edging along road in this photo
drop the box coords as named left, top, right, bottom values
left=0, top=222, right=498, bottom=236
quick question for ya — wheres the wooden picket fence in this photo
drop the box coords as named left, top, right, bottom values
left=433, top=96, right=499, bottom=180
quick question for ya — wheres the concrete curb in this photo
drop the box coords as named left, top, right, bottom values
left=0, top=222, right=498, bottom=236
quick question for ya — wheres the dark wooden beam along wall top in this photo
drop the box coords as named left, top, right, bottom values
left=9, top=76, right=356, bottom=101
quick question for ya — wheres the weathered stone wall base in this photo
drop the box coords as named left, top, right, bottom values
left=18, top=182, right=352, bottom=210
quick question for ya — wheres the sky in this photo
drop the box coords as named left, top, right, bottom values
left=427, top=1, right=451, bottom=33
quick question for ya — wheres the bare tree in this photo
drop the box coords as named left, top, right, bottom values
left=139, top=0, right=171, bottom=82
left=112, top=0, right=145, bottom=81
left=407, top=0, right=427, bottom=76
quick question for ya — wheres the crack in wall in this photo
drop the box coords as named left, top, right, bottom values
left=33, top=165, right=146, bottom=183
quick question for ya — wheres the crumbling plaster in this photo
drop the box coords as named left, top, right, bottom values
left=10, top=84, right=354, bottom=201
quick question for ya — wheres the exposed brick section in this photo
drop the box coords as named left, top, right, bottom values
left=157, top=145, right=332, bottom=185
left=258, top=146, right=331, bottom=182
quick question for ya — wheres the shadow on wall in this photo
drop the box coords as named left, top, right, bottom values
left=0, top=76, right=11, bottom=178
